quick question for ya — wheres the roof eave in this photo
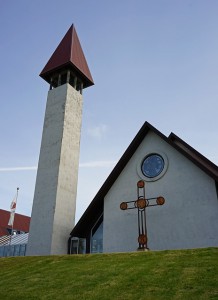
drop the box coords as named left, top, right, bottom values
left=169, top=133, right=218, bottom=181
left=39, top=62, right=94, bottom=89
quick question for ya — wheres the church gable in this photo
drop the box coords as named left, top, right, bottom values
left=103, top=129, right=217, bottom=252
left=70, top=122, right=218, bottom=253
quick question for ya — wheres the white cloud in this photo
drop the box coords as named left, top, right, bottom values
left=0, top=160, right=117, bottom=172
left=87, top=124, right=108, bottom=139
left=0, top=166, right=37, bottom=172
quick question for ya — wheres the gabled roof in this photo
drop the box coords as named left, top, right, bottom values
left=40, top=24, right=94, bottom=88
left=169, top=132, right=218, bottom=179
left=71, top=122, right=218, bottom=237
left=0, top=209, right=30, bottom=236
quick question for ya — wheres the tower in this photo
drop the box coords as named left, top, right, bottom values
left=27, top=25, right=94, bottom=255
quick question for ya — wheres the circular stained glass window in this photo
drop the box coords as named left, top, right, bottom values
left=141, top=154, right=165, bottom=178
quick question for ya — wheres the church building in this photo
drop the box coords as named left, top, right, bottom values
left=26, top=24, right=218, bottom=256
left=69, top=122, right=218, bottom=254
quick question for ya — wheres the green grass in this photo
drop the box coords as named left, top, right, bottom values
left=0, top=248, right=217, bottom=300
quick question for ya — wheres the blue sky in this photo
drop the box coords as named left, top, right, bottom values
left=1, top=0, right=218, bottom=221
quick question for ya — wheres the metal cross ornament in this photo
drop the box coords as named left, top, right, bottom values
left=120, top=180, right=165, bottom=250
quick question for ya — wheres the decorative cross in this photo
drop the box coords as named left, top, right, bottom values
left=120, top=180, right=165, bottom=250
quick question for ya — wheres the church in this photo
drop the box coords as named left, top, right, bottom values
left=26, top=25, right=218, bottom=256
left=69, top=121, right=218, bottom=254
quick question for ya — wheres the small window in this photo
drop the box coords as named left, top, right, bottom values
left=141, top=154, right=165, bottom=178
left=91, top=215, right=103, bottom=254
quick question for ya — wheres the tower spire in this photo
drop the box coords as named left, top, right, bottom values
left=40, top=24, right=94, bottom=90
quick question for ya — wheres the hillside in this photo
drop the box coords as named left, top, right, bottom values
left=0, top=247, right=217, bottom=299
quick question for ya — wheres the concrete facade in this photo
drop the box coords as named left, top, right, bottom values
left=27, top=83, right=83, bottom=255
left=103, top=131, right=218, bottom=252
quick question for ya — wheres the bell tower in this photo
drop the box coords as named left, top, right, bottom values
left=27, top=25, right=94, bottom=255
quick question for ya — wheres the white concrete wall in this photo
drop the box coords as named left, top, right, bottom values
left=103, top=131, right=218, bottom=252
left=27, top=84, right=83, bottom=255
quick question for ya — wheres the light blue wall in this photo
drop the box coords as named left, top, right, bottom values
left=103, top=131, right=218, bottom=252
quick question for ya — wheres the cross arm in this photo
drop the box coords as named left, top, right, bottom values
left=120, top=196, right=165, bottom=210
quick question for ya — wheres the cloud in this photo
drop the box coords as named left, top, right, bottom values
left=0, top=166, right=37, bottom=172
left=0, top=161, right=117, bottom=172
left=87, top=124, right=108, bottom=139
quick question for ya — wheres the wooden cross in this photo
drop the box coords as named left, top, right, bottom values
left=120, top=180, right=165, bottom=250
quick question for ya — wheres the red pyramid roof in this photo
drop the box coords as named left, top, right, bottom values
left=40, top=25, right=94, bottom=88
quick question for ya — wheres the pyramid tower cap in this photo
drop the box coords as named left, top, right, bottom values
left=40, top=24, right=94, bottom=88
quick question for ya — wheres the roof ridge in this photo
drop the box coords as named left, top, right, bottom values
left=70, top=24, right=75, bottom=62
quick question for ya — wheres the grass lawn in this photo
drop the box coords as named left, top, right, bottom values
left=0, top=247, right=217, bottom=300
